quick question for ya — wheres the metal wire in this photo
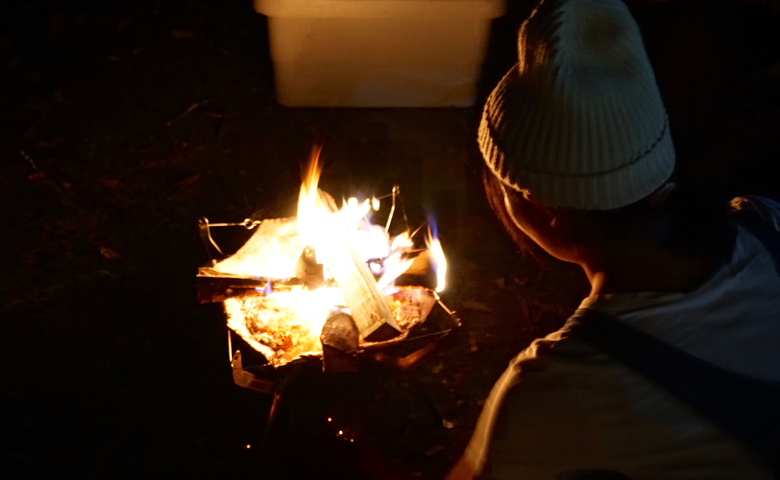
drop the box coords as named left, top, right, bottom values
left=206, top=218, right=262, bottom=230
left=385, top=185, right=399, bottom=231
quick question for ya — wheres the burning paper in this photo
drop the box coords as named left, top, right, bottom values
left=223, top=287, right=344, bottom=364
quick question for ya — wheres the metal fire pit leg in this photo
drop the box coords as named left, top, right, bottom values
left=261, top=389, right=284, bottom=450
left=259, top=363, right=306, bottom=451
left=407, top=374, right=444, bottom=427
left=231, top=350, right=274, bottom=394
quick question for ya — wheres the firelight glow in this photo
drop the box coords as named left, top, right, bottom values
left=296, top=147, right=415, bottom=292
left=212, top=146, right=448, bottom=366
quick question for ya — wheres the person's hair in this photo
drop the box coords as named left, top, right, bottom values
left=483, top=169, right=547, bottom=261
left=483, top=167, right=737, bottom=263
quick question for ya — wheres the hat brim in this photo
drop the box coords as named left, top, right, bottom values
left=479, top=64, right=675, bottom=210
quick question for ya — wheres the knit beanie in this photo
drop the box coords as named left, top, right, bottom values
left=479, top=0, right=675, bottom=210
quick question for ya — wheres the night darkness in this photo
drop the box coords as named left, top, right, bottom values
left=1, top=0, right=779, bottom=479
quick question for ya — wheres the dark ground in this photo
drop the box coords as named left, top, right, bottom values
left=1, top=0, right=779, bottom=479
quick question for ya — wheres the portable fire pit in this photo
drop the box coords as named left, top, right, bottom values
left=197, top=148, right=460, bottom=398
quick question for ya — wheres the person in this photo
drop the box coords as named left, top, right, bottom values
left=446, top=0, right=780, bottom=478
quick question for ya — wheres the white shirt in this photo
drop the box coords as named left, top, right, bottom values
left=449, top=196, right=780, bottom=480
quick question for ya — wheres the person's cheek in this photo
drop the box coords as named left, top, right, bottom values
left=507, top=195, right=554, bottom=245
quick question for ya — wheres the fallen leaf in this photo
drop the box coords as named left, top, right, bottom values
left=53, top=89, right=69, bottom=107
left=425, top=445, right=444, bottom=456
left=461, top=299, right=495, bottom=313
left=172, top=29, right=194, bottom=40
left=22, top=102, right=52, bottom=119
left=167, top=102, right=203, bottom=126
left=100, top=176, right=123, bottom=190
left=453, top=367, right=469, bottom=385
left=115, top=14, right=132, bottom=32
left=74, top=14, right=89, bottom=28
left=216, top=120, right=233, bottom=137
left=21, top=126, right=37, bottom=139
left=137, top=144, right=157, bottom=154
left=100, top=247, right=122, bottom=260
left=47, top=13, right=66, bottom=40
left=519, top=299, right=530, bottom=319
left=6, top=56, right=20, bottom=71
left=140, top=158, right=167, bottom=170
left=32, top=138, right=62, bottom=149
left=175, top=174, right=201, bottom=189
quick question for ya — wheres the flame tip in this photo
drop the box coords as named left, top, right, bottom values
left=425, top=217, right=447, bottom=293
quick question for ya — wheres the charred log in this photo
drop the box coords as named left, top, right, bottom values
left=320, top=311, right=359, bottom=354
left=294, top=246, right=324, bottom=289
left=320, top=311, right=360, bottom=373
left=315, top=189, right=402, bottom=342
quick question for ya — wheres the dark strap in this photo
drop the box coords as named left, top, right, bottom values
left=737, top=206, right=780, bottom=277
left=571, top=311, right=780, bottom=466
left=570, top=209, right=780, bottom=472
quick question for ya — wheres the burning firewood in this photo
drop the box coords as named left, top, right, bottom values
left=320, top=311, right=359, bottom=353
left=322, top=237, right=402, bottom=342
left=301, top=180, right=402, bottom=342
left=295, top=246, right=325, bottom=289
left=320, top=311, right=360, bottom=372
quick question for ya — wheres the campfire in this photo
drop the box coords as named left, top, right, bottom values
left=197, top=148, right=455, bottom=371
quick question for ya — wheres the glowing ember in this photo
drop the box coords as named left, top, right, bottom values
left=224, top=287, right=345, bottom=364
left=209, top=147, right=448, bottom=366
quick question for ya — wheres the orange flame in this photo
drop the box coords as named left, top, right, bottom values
left=297, top=145, right=329, bottom=253
left=425, top=223, right=447, bottom=293
left=213, top=146, right=449, bottom=365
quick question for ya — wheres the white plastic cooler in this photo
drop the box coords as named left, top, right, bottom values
left=254, top=0, right=506, bottom=107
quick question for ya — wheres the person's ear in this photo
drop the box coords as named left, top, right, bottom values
left=501, top=185, right=557, bottom=238
left=501, top=185, right=585, bottom=263
left=482, top=169, right=547, bottom=261
left=521, top=192, right=558, bottom=227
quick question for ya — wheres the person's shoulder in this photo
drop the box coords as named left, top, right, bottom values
left=529, top=314, right=608, bottom=364
left=730, top=195, right=780, bottom=232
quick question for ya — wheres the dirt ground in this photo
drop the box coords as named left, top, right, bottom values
left=1, top=0, right=778, bottom=479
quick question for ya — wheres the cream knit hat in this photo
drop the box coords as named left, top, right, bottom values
left=479, top=0, right=675, bottom=210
